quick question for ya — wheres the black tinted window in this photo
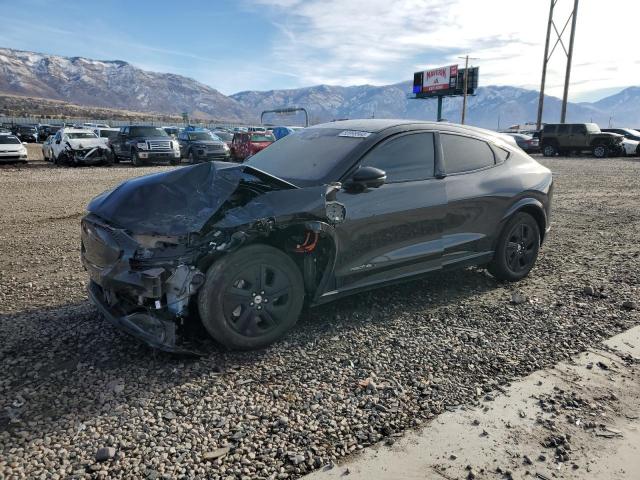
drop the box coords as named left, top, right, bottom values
left=361, top=132, right=435, bottom=182
left=441, top=134, right=495, bottom=174
left=571, top=124, right=586, bottom=134
left=557, top=124, right=570, bottom=134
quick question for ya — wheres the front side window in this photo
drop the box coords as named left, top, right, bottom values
left=441, top=134, right=495, bottom=174
left=360, top=132, right=435, bottom=182
left=571, top=124, right=586, bottom=134
left=557, top=124, right=570, bottom=134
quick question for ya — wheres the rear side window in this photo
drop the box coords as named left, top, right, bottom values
left=361, top=132, right=435, bottom=182
left=441, top=134, right=495, bottom=174
left=557, top=124, right=570, bottom=134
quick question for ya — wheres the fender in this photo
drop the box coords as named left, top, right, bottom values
left=499, top=197, right=549, bottom=244
left=304, top=220, right=340, bottom=304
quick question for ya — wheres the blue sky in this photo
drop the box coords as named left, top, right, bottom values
left=1, top=0, right=638, bottom=101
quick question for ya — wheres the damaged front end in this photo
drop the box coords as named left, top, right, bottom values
left=81, top=162, right=343, bottom=354
left=60, top=143, right=112, bottom=166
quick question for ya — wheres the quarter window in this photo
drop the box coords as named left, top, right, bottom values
left=441, top=134, right=495, bottom=174
left=557, top=124, right=569, bottom=134
left=361, top=132, right=435, bottom=182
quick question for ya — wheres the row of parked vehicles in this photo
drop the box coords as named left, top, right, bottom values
left=502, top=123, right=640, bottom=158
left=35, top=123, right=304, bottom=166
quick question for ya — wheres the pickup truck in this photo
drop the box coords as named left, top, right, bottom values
left=110, top=125, right=181, bottom=166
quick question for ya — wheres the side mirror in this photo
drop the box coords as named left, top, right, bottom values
left=348, top=166, right=386, bottom=190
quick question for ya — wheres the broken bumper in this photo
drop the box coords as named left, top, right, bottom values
left=88, top=281, right=199, bottom=354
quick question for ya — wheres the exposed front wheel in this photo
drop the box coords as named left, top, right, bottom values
left=198, top=244, right=304, bottom=350
left=488, top=212, right=540, bottom=282
left=131, top=151, right=144, bottom=166
left=542, top=143, right=557, bottom=157
left=592, top=144, right=608, bottom=158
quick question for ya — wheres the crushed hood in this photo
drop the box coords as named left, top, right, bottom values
left=67, top=138, right=108, bottom=150
left=87, top=162, right=299, bottom=235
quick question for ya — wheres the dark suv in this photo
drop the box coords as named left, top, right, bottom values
left=13, top=125, right=39, bottom=143
left=541, top=123, right=623, bottom=158
left=110, top=125, right=182, bottom=166
left=177, top=128, right=230, bottom=163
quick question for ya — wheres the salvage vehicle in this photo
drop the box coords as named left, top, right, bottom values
left=602, top=128, right=640, bottom=155
left=82, top=119, right=553, bottom=353
left=110, top=125, right=181, bottom=166
left=230, top=131, right=275, bottom=161
left=50, top=127, right=113, bottom=166
left=0, top=134, right=28, bottom=163
left=42, top=135, right=55, bottom=161
left=540, top=123, right=624, bottom=158
left=177, top=128, right=230, bottom=163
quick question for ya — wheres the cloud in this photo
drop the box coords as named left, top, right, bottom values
left=248, top=0, right=640, bottom=99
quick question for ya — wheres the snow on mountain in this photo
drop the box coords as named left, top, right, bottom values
left=1, top=47, right=639, bottom=128
left=0, top=48, right=251, bottom=122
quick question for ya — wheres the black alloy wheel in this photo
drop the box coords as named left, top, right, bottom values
left=488, top=212, right=540, bottom=281
left=198, top=244, right=304, bottom=349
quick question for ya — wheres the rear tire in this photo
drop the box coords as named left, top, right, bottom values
left=592, top=144, right=608, bottom=158
left=542, top=143, right=557, bottom=157
left=198, top=244, right=304, bottom=350
left=488, top=212, right=540, bottom=282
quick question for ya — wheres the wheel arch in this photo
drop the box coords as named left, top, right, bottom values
left=500, top=198, right=548, bottom=244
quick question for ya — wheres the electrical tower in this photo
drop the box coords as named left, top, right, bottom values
left=536, top=0, right=579, bottom=129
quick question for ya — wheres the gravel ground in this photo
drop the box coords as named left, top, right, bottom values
left=0, top=156, right=639, bottom=479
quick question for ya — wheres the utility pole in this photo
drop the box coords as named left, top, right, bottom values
left=459, top=55, right=478, bottom=124
left=560, top=0, right=579, bottom=123
left=537, top=0, right=579, bottom=128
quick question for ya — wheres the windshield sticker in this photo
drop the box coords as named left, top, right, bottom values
left=338, top=130, right=371, bottom=138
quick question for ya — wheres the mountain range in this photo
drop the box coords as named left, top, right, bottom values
left=0, top=48, right=638, bottom=129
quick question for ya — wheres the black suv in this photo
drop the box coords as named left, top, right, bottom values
left=177, top=129, right=230, bottom=163
left=540, top=123, right=623, bottom=158
left=111, top=125, right=182, bottom=166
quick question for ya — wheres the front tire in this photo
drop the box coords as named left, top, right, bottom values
left=198, top=244, right=304, bottom=350
left=188, top=151, right=196, bottom=164
left=131, top=151, right=143, bottom=166
left=488, top=212, right=540, bottom=282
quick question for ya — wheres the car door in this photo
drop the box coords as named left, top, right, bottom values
left=570, top=124, right=588, bottom=148
left=177, top=132, right=187, bottom=157
left=52, top=131, right=63, bottom=158
left=330, top=131, right=446, bottom=294
left=439, top=133, right=509, bottom=265
left=555, top=124, right=571, bottom=149
left=116, top=127, right=129, bottom=158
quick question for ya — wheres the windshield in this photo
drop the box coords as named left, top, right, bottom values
left=188, top=132, right=215, bottom=141
left=246, top=128, right=364, bottom=185
left=66, top=132, right=98, bottom=139
left=130, top=126, right=169, bottom=137
left=250, top=133, right=275, bottom=142
left=213, top=131, right=232, bottom=141
left=0, top=136, right=21, bottom=144
left=99, top=130, right=119, bottom=139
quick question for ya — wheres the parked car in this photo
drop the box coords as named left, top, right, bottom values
left=93, top=127, right=120, bottom=146
left=504, top=133, right=540, bottom=153
left=162, top=126, right=181, bottom=138
left=601, top=128, right=640, bottom=142
left=248, top=126, right=267, bottom=132
left=13, top=125, right=39, bottom=143
left=110, top=125, right=181, bottom=166
left=83, top=122, right=110, bottom=129
left=81, top=119, right=553, bottom=353
left=42, top=135, right=55, bottom=161
left=50, top=127, right=113, bottom=166
left=177, top=129, right=230, bottom=163
left=272, top=126, right=304, bottom=140
left=211, top=130, right=233, bottom=148
left=540, top=123, right=623, bottom=158
left=620, top=138, right=640, bottom=156
left=0, top=134, right=28, bottom=163
left=230, top=131, right=275, bottom=161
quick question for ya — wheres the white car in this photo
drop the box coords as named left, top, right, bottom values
left=51, top=128, right=112, bottom=166
left=0, top=134, right=28, bottom=163
left=621, top=138, right=639, bottom=156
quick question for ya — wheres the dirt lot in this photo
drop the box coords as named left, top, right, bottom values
left=0, top=153, right=639, bottom=479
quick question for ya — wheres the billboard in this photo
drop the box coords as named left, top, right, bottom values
left=412, top=66, right=479, bottom=97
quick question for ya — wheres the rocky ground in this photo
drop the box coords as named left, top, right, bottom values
left=0, top=154, right=639, bottom=479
